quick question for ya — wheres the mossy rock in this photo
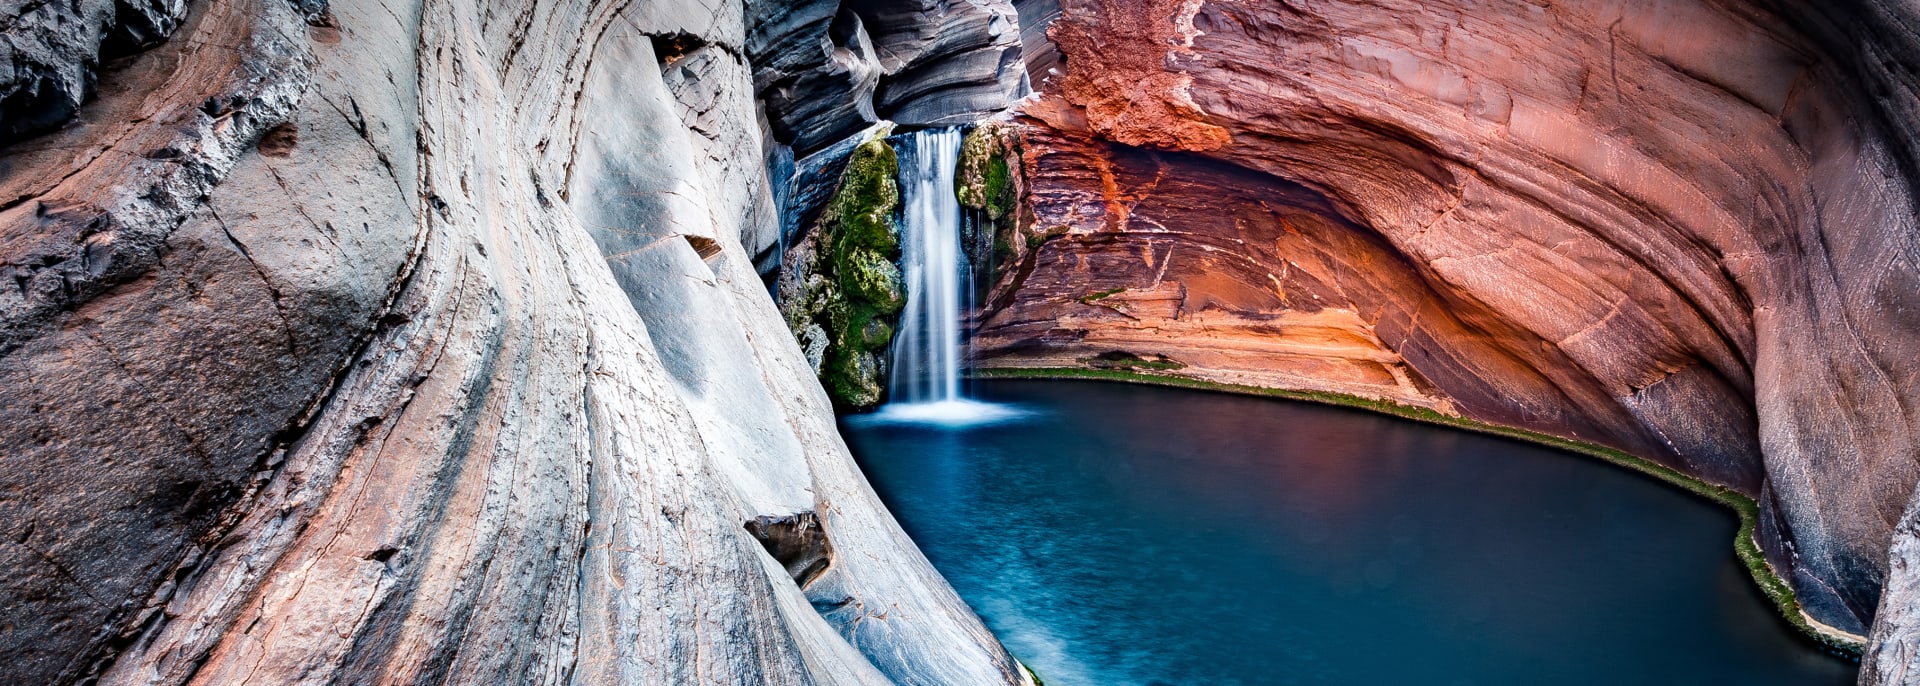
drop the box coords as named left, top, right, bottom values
left=780, top=270, right=836, bottom=335
left=859, top=315, right=894, bottom=349
left=824, top=348, right=883, bottom=409
left=839, top=248, right=905, bottom=314
left=836, top=302, right=890, bottom=355
left=827, top=139, right=902, bottom=258
left=822, top=297, right=853, bottom=349
left=956, top=122, right=1020, bottom=221
left=980, top=157, right=1015, bottom=220
left=776, top=127, right=908, bottom=410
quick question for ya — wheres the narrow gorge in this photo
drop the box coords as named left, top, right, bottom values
left=1, top=0, right=1917, bottom=683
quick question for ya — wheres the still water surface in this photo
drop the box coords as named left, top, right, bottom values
left=842, top=380, right=1858, bottom=686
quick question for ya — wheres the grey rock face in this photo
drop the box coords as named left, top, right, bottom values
left=0, top=0, right=311, bottom=356
left=0, top=0, right=1034, bottom=683
left=0, top=0, right=318, bottom=680
left=1867, top=483, right=1920, bottom=685
left=661, top=44, right=781, bottom=270
left=1009, top=0, right=1061, bottom=87
left=862, top=0, right=1025, bottom=126
left=747, top=0, right=1024, bottom=156
left=0, top=0, right=189, bottom=143
left=747, top=0, right=883, bottom=154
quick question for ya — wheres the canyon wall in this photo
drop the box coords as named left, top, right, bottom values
left=977, top=0, right=1920, bottom=654
left=7, top=0, right=1920, bottom=680
left=0, top=0, right=1029, bottom=683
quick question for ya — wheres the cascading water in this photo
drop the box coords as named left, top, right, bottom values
left=864, top=127, right=1024, bottom=426
left=892, top=127, right=965, bottom=404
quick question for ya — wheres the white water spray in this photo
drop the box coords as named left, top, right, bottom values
left=869, top=127, right=1024, bottom=427
left=892, top=127, right=964, bottom=404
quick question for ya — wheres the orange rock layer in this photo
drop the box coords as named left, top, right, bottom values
left=977, top=0, right=1920, bottom=639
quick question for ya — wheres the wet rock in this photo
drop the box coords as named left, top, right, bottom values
left=957, top=121, right=1020, bottom=221
left=780, top=123, right=889, bottom=257
left=778, top=130, right=906, bottom=410
left=956, top=120, right=1026, bottom=298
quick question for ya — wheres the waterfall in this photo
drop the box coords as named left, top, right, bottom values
left=867, top=127, right=1024, bottom=426
left=891, top=127, right=966, bottom=404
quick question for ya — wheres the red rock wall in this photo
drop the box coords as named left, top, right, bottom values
left=980, top=0, right=1920, bottom=638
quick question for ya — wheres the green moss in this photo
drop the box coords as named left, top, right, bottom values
left=1077, top=287, right=1125, bottom=305
left=981, top=156, right=1015, bottom=220
left=970, top=366, right=1867, bottom=655
left=823, top=348, right=881, bottom=409
left=957, top=123, right=1026, bottom=292
left=785, top=129, right=908, bottom=411
left=826, top=139, right=902, bottom=259
left=839, top=248, right=905, bottom=313
left=860, top=316, right=894, bottom=349
left=825, top=139, right=905, bottom=346
left=957, top=123, right=1015, bottom=217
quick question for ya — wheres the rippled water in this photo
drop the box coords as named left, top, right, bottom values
left=841, top=380, right=1858, bottom=686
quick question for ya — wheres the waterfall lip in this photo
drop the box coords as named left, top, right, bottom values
left=850, top=399, right=1033, bottom=428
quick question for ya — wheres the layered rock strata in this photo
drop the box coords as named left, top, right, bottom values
left=976, top=0, right=1920, bottom=656
left=10, top=0, right=1920, bottom=680
left=0, top=0, right=1032, bottom=683
left=747, top=0, right=1027, bottom=269
left=746, top=0, right=1023, bottom=157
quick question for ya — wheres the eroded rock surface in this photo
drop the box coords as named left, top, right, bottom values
left=0, top=0, right=191, bottom=143
left=747, top=0, right=1023, bottom=156
left=10, top=0, right=1920, bottom=680
left=0, top=0, right=1032, bottom=683
left=978, top=0, right=1920, bottom=653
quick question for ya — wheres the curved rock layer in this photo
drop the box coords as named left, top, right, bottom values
left=0, top=0, right=1031, bottom=683
left=978, top=0, right=1920, bottom=650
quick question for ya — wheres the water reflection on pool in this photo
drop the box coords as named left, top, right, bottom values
left=841, top=380, right=1857, bottom=686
